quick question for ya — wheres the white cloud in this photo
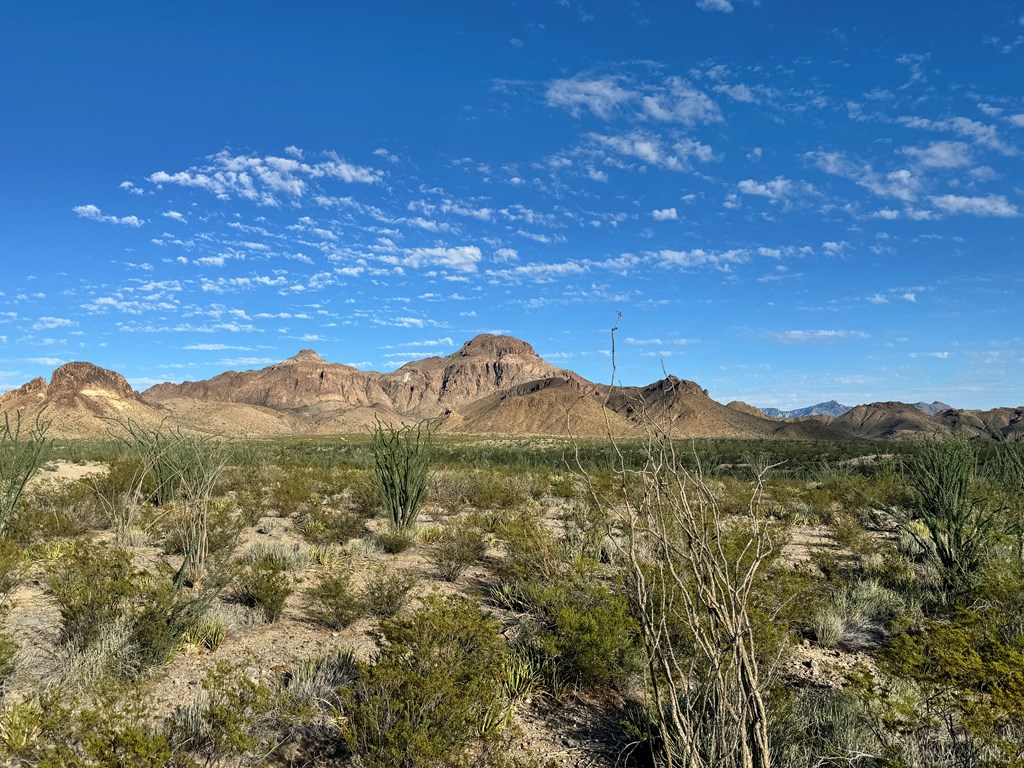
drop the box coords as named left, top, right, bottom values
left=1009, top=114, right=1024, bottom=127
left=867, top=294, right=889, bottom=304
left=494, top=247, right=519, bottom=261
left=27, top=357, right=63, bottom=366
left=696, top=0, right=733, bottom=12
left=640, top=77, right=721, bottom=126
left=909, top=351, right=949, bottom=359
left=651, top=207, right=678, bottom=221
left=737, top=176, right=795, bottom=203
left=404, top=246, right=482, bottom=272
left=545, top=76, right=633, bottom=119
left=898, top=115, right=1017, bottom=155
left=33, top=316, right=72, bottom=330
left=659, top=248, right=748, bottom=269
left=900, top=141, right=972, bottom=168
left=901, top=292, right=917, bottom=302
left=929, top=194, right=1020, bottom=217
left=73, top=204, right=143, bottom=227
left=769, top=329, right=869, bottom=343
left=148, top=149, right=381, bottom=206
left=161, top=210, right=187, bottom=223
left=591, top=131, right=713, bottom=171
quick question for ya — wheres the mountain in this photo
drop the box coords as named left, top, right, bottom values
left=0, top=361, right=169, bottom=439
left=3, top=337, right=1017, bottom=442
left=759, top=400, right=852, bottom=419
left=913, top=401, right=954, bottom=415
left=602, top=377, right=844, bottom=440
left=145, top=335, right=561, bottom=418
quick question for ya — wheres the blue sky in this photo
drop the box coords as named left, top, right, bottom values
left=1, top=2, right=1022, bottom=410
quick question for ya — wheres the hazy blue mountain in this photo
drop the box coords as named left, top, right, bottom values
left=912, top=401, right=953, bottom=415
left=760, top=400, right=852, bottom=419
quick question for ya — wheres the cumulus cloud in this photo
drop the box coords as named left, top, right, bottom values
left=404, top=246, right=482, bottom=272
left=148, top=149, right=382, bottom=206
left=737, top=176, right=795, bottom=203
left=545, top=76, right=633, bottom=119
left=161, top=210, right=187, bottom=223
left=73, top=204, right=143, bottom=227
left=899, top=116, right=1017, bottom=155
left=651, top=207, right=678, bottom=221
left=769, top=329, right=869, bottom=343
left=929, top=194, right=1019, bottom=217
left=591, top=131, right=713, bottom=171
left=658, top=248, right=748, bottom=269
left=640, top=77, right=722, bottom=126
left=900, top=141, right=972, bottom=168
left=32, top=316, right=72, bottom=330
left=696, top=0, right=733, bottom=12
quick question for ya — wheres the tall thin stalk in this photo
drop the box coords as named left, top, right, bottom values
left=0, top=411, right=52, bottom=537
left=370, top=420, right=433, bottom=530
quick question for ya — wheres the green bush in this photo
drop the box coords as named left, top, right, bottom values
left=230, top=551, right=293, bottom=622
left=361, top=563, right=416, bottom=618
left=304, top=564, right=415, bottom=629
left=523, top=568, right=640, bottom=689
left=297, top=506, right=366, bottom=545
left=46, top=541, right=214, bottom=680
left=167, top=661, right=275, bottom=764
left=304, top=570, right=364, bottom=629
left=341, top=597, right=507, bottom=768
left=376, top=525, right=416, bottom=554
left=432, top=521, right=487, bottom=581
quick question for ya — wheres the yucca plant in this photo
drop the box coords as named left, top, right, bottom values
left=369, top=420, right=433, bottom=531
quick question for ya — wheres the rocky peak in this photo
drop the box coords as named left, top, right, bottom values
left=642, top=376, right=709, bottom=398
left=282, top=349, right=327, bottom=365
left=50, top=362, right=137, bottom=399
left=455, top=334, right=538, bottom=360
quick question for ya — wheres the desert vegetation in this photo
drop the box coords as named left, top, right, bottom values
left=0, top=415, right=1022, bottom=766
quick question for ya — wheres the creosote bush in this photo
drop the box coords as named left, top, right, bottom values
left=432, top=519, right=488, bottom=581
left=341, top=596, right=507, bottom=768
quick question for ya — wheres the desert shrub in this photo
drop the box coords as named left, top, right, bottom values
left=370, top=421, right=432, bottom=530
left=522, top=567, right=640, bottom=689
left=341, top=596, right=507, bottom=768
left=6, top=478, right=99, bottom=542
left=432, top=520, right=487, bottom=581
left=167, top=661, right=276, bottom=764
left=305, top=564, right=415, bottom=629
left=0, top=411, right=52, bottom=537
left=811, top=579, right=905, bottom=650
left=362, top=563, right=416, bottom=618
left=46, top=541, right=216, bottom=681
left=47, top=541, right=137, bottom=651
left=304, top=570, right=364, bottom=629
left=877, top=609, right=1024, bottom=766
left=297, top=505, right=366, bottom=545
left=264, top=465, right=323, bottom=517
left=231, top=553, right=293, bottom=622
left=495, top=508, right=562, bottom=584
left=2, top=691, right=197, bottom=768
left=376, top=525, right=416, bottom=554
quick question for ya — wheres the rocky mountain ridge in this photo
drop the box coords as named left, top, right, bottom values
left=2, top=335, right=1020, bottom=441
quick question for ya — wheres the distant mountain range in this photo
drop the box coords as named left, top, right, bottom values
left=759, top=400, right=954, bottom=419
left=0, top=334, right=1020, bottom=442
